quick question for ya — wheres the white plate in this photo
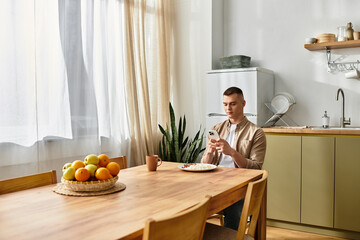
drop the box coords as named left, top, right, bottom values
left=279, top=92, right=295, bottom=103
left=178, top=163, right=217, bottom=172
left=270, top=92, right=295, bottom=114
left=271, top=94, right=290, bottom=114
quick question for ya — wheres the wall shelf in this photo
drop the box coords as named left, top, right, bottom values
left=304, top=40, right=360, bottom=51
left=305, top=40, right=360, bottom=72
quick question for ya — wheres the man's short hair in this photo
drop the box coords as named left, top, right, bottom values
left=223, top=87, right=244, bottom=98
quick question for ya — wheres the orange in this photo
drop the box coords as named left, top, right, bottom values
left=106, top=162, right=120, bottom=176
left=72, top=160, right=85, bottom=170
left=95, top=167, right=113, bottom=180
left=98, top=154, right=110, bottom=167
left=75, top=168, right=90, bottom=182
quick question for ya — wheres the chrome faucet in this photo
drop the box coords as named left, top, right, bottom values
left=336, top=88, right=351, bottom=128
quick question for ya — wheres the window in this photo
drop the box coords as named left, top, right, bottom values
left=0, top=0, right=130, bottom=177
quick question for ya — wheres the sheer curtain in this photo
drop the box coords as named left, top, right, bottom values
left=124, top=0, right=173, bottom=165
left=38, top=0, right=131, bottom=171
left=0, top=0, right=131, bottom=180
left=0, top=0, right=74, bottom=179
left=0, top=0, right=173, bottom=179
left=0, top=0, right=72, bottom=147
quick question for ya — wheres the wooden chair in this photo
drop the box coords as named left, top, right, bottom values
left=110, top=156, right=127, bottom=169
left=0, top=170, right=57, bottom=195
left=203, top=170, right=268, bottom=240
left=143, top=195, right=212, bottom=240
left=207, top=213, right=224, bottom=226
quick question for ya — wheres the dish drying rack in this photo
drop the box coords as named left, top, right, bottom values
left=326, top=47, right=360, bottom=73
left=263, top=103, right=297, bottom=127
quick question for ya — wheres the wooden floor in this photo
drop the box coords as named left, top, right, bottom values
left=207, top=219, right=348, bottom=239
left=267, top=226, right=347, bottom=240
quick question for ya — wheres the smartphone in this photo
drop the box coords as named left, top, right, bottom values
left=208, top=130, right=220, bottom=140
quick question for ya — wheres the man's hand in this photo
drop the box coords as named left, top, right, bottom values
left=202, top=139, right=218, bottom=164
left=206, top=139, right=218, bottom=154
left=215, top=139, right=235, bottom=156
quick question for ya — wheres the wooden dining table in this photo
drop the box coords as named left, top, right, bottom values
left=0, top=162, right=266, bottom=240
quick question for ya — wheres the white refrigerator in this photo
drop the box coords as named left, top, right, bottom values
left=206, top=68, right=274, bottom=132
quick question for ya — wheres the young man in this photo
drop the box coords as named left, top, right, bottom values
left=201, top=86, right=266, bottom=230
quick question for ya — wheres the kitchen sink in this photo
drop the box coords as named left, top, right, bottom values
left=311, top=126, right=360, bottom=130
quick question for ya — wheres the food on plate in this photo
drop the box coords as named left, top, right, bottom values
left=182, top=163, right=214, bottom=170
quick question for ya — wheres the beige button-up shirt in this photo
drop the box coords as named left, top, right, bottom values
left=201, top=117, right=266, bottom=169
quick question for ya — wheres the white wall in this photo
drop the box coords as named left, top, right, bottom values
left=223, top=0, right=360, bottom=127
left=172, top=0, right=212, bottom=136
left=174, top=0, right=360, bottom=134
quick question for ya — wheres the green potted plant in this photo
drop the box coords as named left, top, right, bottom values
left=158, top=103, right=205, bottom=163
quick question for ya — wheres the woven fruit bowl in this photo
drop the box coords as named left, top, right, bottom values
left=61, top=176, right=119, bottom=192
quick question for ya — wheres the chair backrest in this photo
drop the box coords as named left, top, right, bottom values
left=0, top=170, right=57, bottom=195
left=110, top=156, right=127, bottom=169
left=236, top=170, right=268, bottom=240
left=142, top=195, right=212, bottom=240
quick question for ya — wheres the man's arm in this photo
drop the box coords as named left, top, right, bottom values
left=230, top=148, right=247, bottom=168
left=214, top=129, right=266, bottom=169
left=244, top=129, right=266, bottom=169
left=214, top=139, right=247, bottom=167
left=201, top=139, right=217, bottom=164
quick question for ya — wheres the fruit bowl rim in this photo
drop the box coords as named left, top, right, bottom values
left=60, top=175, right=119, bottom=192
left=61, top=175, right=118, bottom=184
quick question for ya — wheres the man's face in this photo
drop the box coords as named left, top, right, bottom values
left=223, top=93, right=246, bottom=120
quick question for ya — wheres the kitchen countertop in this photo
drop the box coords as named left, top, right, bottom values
left=262, top=126, right=360, bottom=136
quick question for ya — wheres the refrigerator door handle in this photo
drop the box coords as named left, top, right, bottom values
left=244, top=113, right=257, bottom=117
left=207, top=113, right=227, bottom=117
left=207, top=113, right=257, bottom=117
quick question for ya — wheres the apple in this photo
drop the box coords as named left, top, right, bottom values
left=84, top=154, right=99, bottom=165
left=62, top=163, right=72, bottom=173
left=85, top=164, right=97, bottom=177
left=63, top=167, right=76, bottom=180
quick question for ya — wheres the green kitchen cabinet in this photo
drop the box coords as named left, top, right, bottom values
left=263, top=134, right=301, bottom=223
left=335, top=137, right=360, bottom=232
left=301, top=136, right=334, bottom=227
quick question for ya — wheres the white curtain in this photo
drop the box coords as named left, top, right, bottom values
left=0, top=0, right=130, bottom=180
left=80, top=0, right=129, bottom=143
left=0, top=0, right=72, bottom=147
left=123, top=0, right=172, bottom=165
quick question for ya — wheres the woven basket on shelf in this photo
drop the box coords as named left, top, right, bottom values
left=61, top=176, right=118, bottom=192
